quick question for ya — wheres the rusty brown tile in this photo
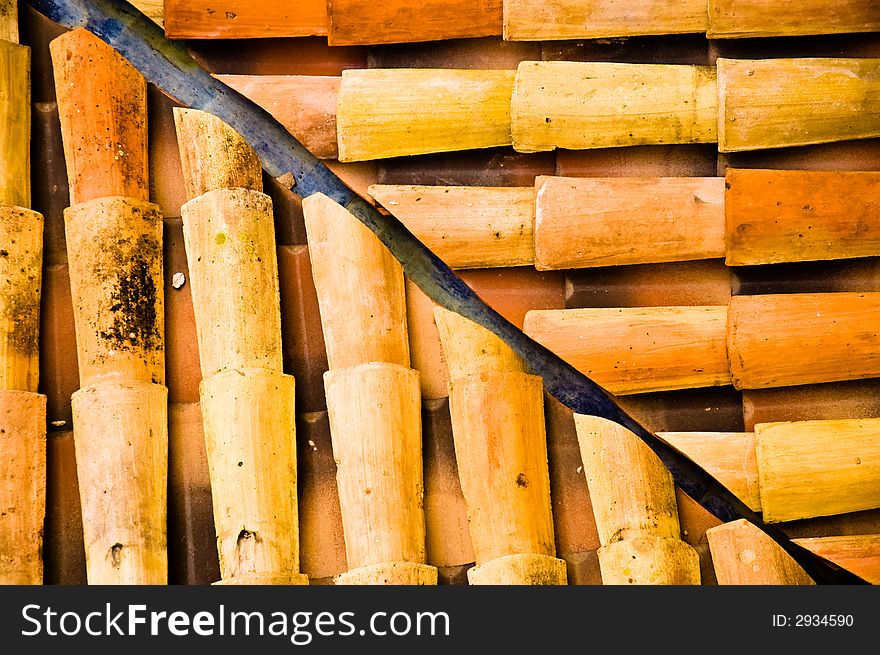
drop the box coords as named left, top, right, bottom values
left=743, top=380, right=880, bottom=432
left=368, top=37, right=542, bottom=69
left=458, top=267, right=565, bottom=329
left=377, top=148, right=556, bottom=187
left=168, top=402, right=220, bottom=585
left=219, top=74, right=340, bottom=161
left=543, top=35, right=711, bottom=65
left=265, top=175, right=307, bottom=247
left=328, top=1, right=502, bottom=47
left=562, top=550, right=602, bottom=585
left=780, top=508, right=880, bottom=541
left=148, top=87, right=187, bottom=220
left=297, top=411, right=347, bottom=581
left=566, top=260, right=733, bottom=309
left=31, top=102, right=69, bottom=265
left=676, top=488, right=723, bottom=547
left=43, top=429, right=86, bottom=585
left=674, top=489, right=721, bottom=585
left=165, top=0, right=328, bottom=40
left=422, top=398, right=475, bottom=569
left=693, top=541, right=718, bottom=586
left=308, top=576, right=336, bottom=586
left=325, top=160, right=380, bottom=204
left=19, top=4, right=68, bottom=103
left=437, top=563, right=473, bottom=585
left=277, top=245, right=329, bottom=414
left=163, top=218, right=202, bottom=405
left=405, top=279, right=449, bottom=401
left=718, top=139, right=880, bottom=176
left=544, top=394, right=600, bottom=557
left=556, top=145, right=718, bottom=178
left=189, top=37, right=368, bottom=76
left=38, top=264, right=78, bottom=430
left=615, top=387, right=745, bottom=434
left=709, top=32, right=880, bottom=63
left=732, top=258, right=880, bottom=297
left=51, top=29, right=150, bottom=207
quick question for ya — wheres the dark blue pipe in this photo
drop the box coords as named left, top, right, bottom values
left=24, top=0, right=865, bottom=583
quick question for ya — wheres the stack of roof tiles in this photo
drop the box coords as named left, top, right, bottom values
left=6, top=1, right=880, bottom=585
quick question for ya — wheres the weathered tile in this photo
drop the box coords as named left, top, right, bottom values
left=615, top=387, right=745, bottom=434
left=328, top=1, right=502, bottom=46
left=422, top=398, right=475, bottom=568
left=42, top=430, right=86, bottom=584
left=148, top=87, right=186, bottom=220
left=732, top=258, right=880, bottom=296
left=163, top=218, right=201, bottom=405
left=31, top=102, right=69, bottom=265
left=542, top=34, right=710, bottom=65
left=368, top=37, right=541, bottom=69
left=167, top=402, right=219, bottom=585
left=38, top=263, right=78, bottom=429
left=165, top=0, right=328, bottom=39
left=189, top=37, right=367, bottom=76
left=219, top=74, right=340, bottom=161
left=458, top=267, right=565, bottom=328
left=544, top=394, right=600, bottom=557
left=743, top=380, right=880, bottom=431
left=718, top=139, right=880, bottom=175
left=566, top=260, right=732, bottom=309
left=278, top=245, right=329, bottom=414
left=378, top=147, right=555, bottom=187
left=556, top=145, right=717, bottom=178
left=297, top=411, right=347, bottom=581
left=405, top=279, right=449, bottom=400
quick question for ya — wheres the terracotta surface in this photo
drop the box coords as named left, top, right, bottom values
left=219, top=74, right=340, bottom=160
left=732, top=258, right=880, bottom=296
left=544, top=395, right=600, bottom=557
left=718, top=139, right=880, bottom=175
left=368, top=36, right=541, bottom=69
left=421, top=398, right=475, bottom=570
left=43, top=430, right=86, bottom=584
left=296, top=411, right=348, bottom=582
left=189, top=37, right=367, bottom=76
left=458, top=267, right=565, bottom=328
left=277, top=245, right=329, bottom=413
left=163, top=219, right=201, bottom=404
left=328, top=0, right=502, bottom=46
left=50, top=28, right=149, bottom=205
left=377, top=148, right=555, bottom=187
left=437, top=563, right=473, bottom=585
left=18, top=5, right=66, bottom=104
left=148, top=89, right=187, bottom=220
left=165, top=0, right=328, bottom=40
left=38, top=263, right=78, bottom=429
left=566, top=260, right=733, bottom=308
left=325, top=160, right=379, bottom=203
left=743, top=380, right=880, bottom=431
left=709, top=31, right=880, bottom=63
left=264, top=175, right=308, bottom=246
left=405, top=279, right=450, bottom=400
left=167, top=402, right=219, bottom=585
left=543, top=34, right=711, bottom=65
left=557, top=145, right=718, bottom=178
left=615, top=387, right=745, bottom=434
left=30, top=101, right=68, bottom=264
left=17, top=6, right=880, bottom=586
